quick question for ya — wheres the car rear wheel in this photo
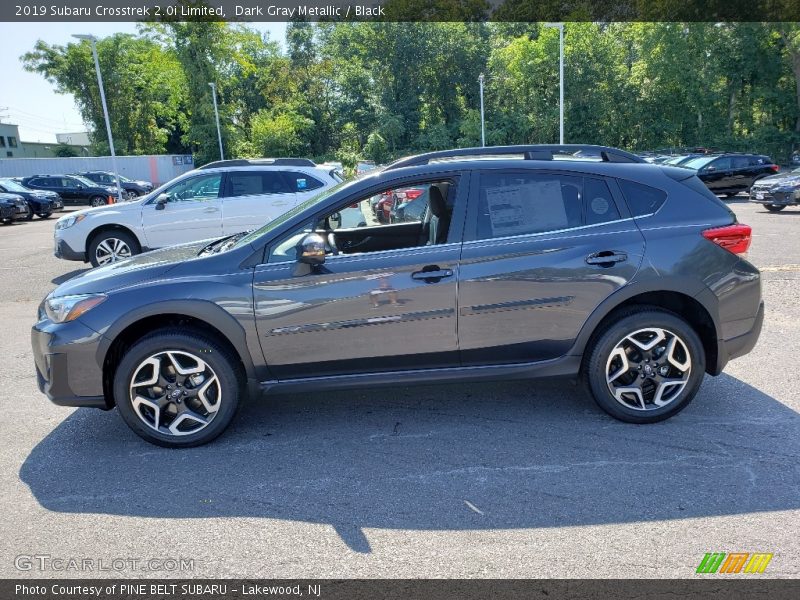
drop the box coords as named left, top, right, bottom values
left=90, top=195, right=107, bottom=207
left=125, top=190, right=138, bottom=201
left=584, top=308, right=705, bottom=423
left=37, top=212, right=52, bottom=219
left=114, top=330, right=242, bottom=447
left=88, top=230, right=140, bottom=267
left=724, top=192, right=739, bottom=198
left=765, top=204, right=786, bottom=212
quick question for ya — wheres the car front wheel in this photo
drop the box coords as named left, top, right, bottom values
left=584, top=308, right=705, bottom=423
left=37, top=212, right=52, bottom=219
left=88, top=230, right=140, bottom=267
left=765, top=204, right=786, bottom=212
left=114, top=330, right=242, bottom=447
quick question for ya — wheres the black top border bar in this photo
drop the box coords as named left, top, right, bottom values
left=5, top=0, right=800, bottom=22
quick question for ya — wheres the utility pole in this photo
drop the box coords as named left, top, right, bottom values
left=544, top=23, right=565, bottom=144
left=208, top=82, right=224, bottom=160
left=73, top=34, right=123, bottom=203
left=478, top=73, right=485, bottom=147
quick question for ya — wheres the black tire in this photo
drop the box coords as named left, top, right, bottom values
left=584, top=308, right=705, bottom=424
left=37, top=212, right=52, bottom=219
left=765, top=204, right=786, bottom=212
left=25, top=210, right=34, bottom=221
left=90, top=195, right=107, bottom=207
left=114, top=329, right=242, bottom=448
left=724, top=192, right=738, bottom=198
left=87, top=229, right=141, bottom=267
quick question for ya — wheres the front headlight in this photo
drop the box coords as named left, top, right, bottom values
left=44, top=294, right=106, bottom=323
left=55, top=214, right=86, bottom=230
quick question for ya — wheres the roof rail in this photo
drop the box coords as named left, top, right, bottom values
left=198, top=158, right=316, bottom=170
left=385, top=145, right=647, bottom=171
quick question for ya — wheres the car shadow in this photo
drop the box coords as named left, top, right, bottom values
left=20, top=374, right=800, bottom=553
left=51, top=268, right=91, bottom=285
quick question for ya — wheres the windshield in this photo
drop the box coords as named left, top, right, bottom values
left=682, top=156, right=716, bottom=170
left=232, top=179, right=353, bottom=249
left=0, top=179, right=29, bottom=193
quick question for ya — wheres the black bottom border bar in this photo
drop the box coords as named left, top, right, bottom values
left=3, top=579, right=800, bottom=600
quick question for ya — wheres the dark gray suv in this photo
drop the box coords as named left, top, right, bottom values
left=32, top=145, right=764, bottom=447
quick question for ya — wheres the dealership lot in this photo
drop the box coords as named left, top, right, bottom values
left=1, top=200, right=799, bottom=578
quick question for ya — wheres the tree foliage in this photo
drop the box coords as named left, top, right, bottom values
left=23, top=22, right=800, bottom=164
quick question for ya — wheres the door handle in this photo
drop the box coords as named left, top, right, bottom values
left=412, top=266, right=454, bottom=282
left=586, top=251, right=627, bottom=266
left=203, top=206, right=220, bottom=213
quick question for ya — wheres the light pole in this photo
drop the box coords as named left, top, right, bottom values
left=208, top=82, right=224, bottom=161
left=478, top=73, right=485, bottom=147
left=544, top=22, right=565, bottom=145
left=72, top=34, right=123, bottom=203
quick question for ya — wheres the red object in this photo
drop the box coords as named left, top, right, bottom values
left=702, top=224, right=752, bottom=255
left=770, top=164, right=780, bottom=173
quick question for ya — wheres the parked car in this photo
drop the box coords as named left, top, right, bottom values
left=377, top=186, right=425, bottom=223
left=21, top=174, right=116, bottom=207
left=661, top=154, right=705, bottom=166
left=0, top=192, right=31, bottom=223
left=33, top=144, right=763, bottom=447
left=356, top=160, right=377, bottom=176
left=0, top=178, right=63, bottom=219
left=749, top=167, right=800, bottom=212
left=682, top=153, right=779, bottom=197
left=76, top=171, right=154, bottom=201
left=53, top=158, right=341, bottom=267
left=390, top=189, right=429, bottom=223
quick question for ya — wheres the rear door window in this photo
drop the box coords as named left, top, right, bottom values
left=225, top=171, right=292, bottom=197
left=283, top=171, right=324, bottom=193
left=474, top=172, right=621, bottom=240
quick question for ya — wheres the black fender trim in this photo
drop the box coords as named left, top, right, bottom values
left=95, top=299, right=262, bottom=385
left=566, top=275, right=719, bottom=361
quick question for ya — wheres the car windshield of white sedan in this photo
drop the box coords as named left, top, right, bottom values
left=232, top=179, right=353, bottom=249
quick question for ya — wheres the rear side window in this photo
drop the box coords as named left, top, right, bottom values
left=618, top=180, right=667, bottom=217
left=284, top=171, right=324, bottom=193
left=475, top=172, right=620, bottom=240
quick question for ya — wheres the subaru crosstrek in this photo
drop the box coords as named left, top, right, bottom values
left=32, top=145, right=764, bottom=447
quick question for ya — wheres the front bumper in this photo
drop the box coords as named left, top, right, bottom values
left=749, top=189, right=799, bottom=205
left=54, top=237, right=87, bottom=262
left=12, top=205, right=30, bottom=221
left=31, top=316, right=110, bottom=409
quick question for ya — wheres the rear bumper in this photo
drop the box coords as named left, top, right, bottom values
left=714, top=301, right=764, bottom=374
left=31, top=317, right=111, bottom=410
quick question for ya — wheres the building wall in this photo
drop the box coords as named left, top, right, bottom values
left=0, top=124, right=85, bottom=159
left=56, top=131, right=92, bottom=146
left=0, top=154, right=196, bottom=187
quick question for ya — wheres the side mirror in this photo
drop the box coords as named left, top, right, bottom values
left=705, top=166, right=716, bottom=172
left=297, top=233, right=326, bottom=266
left=155, top=194, right=169, bottom=210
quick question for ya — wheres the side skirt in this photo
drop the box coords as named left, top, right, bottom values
left=259, top=355, right=582, bottom=394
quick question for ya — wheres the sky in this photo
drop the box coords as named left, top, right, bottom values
left=0, top=22, right=288, bottom=143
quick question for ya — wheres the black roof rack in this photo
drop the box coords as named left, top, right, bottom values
left=198, top=158, right=316, bottom=170
left=385, top=145, right=646, bottom=171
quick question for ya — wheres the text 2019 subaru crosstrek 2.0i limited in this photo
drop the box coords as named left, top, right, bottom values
left=32, top=146, right=764, bottom=447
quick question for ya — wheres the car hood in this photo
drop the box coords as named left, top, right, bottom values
left=51, top=240, right=212, bottom=297
left=57, top=198, right=144, bottom=222
left=755, top=172, right=800, bottom=187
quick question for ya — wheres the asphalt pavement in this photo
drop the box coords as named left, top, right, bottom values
left=1, top=199, right=799, bottom=578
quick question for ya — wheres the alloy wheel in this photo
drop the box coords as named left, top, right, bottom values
left=605, top=327, right=691, bottom=411
left=129, top=350, right=221, bottom=437
left=94, top=237, right=132, bottom=265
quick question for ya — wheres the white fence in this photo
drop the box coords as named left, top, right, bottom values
left=0, top=154, right=196, bottom=187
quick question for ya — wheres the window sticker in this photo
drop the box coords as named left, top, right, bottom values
left=591, top=196, right=610, bottom=215
left=485, top=180, right=568, bottom=237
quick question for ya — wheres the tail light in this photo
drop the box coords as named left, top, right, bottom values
left=702, top=223, right=751, bottom=255
left=770, top=165, right=780, bottom=173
